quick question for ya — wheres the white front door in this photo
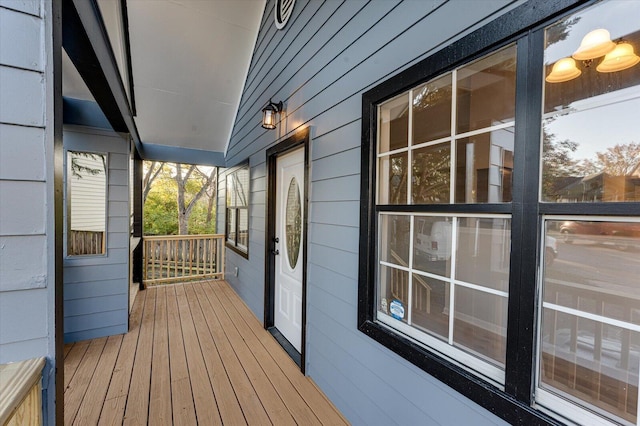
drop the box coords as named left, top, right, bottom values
left=274, top=147, right=305, bottom=352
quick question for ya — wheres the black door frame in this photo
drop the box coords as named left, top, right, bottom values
left=264, top=127, right=310, bottom=374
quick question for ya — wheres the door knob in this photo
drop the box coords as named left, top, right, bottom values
left=271, top=249, right=280, bottom=255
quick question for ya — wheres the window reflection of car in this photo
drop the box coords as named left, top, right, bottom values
left=559, top=220, right=640, bottom=250
left=415, top=219, right=452, bottom=261
left=415, top=219, right=558, bottom=266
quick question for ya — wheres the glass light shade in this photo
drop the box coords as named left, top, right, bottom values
left=596, top=42, right=640, bottom=73
left=262, top=108, right=276, bottom=129
left=545, top=58, right=581, bottom=83
left=572, top=28, right=616, bottom=60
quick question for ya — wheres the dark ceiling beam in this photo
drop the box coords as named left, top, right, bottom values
left=62, top=0, right=142, bottom=152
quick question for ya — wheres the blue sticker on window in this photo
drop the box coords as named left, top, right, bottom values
left=389, top=299, right=405, bottom=320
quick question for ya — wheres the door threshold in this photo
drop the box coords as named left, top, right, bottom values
left=267, top=327, right=301, bottom=369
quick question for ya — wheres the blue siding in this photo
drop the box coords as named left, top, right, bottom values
left=63, top=126, right=130, bottom=342
left=222, top=0, right=526, bottom=423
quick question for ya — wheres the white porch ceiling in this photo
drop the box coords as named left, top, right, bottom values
left=63, top=0, right=265, bottom=158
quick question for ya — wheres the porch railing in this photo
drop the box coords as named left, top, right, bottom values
left=143, top=234, right=225, bottom=286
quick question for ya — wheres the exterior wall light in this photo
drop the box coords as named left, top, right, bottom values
left=546, top=28, right=639, bottom=83
left=546, top=57, right=581, bottom=83
left=597, top=42, right=640, bottom=73
left=261, top=100, right=283, bottom=129
left=572, top=29, right=616, bottom=61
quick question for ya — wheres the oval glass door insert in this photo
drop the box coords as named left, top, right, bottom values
left=285, top=177, right=302, bottom=269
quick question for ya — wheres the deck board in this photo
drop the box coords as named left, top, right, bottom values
left=65, top=337, right=108, bottom=425
left=148, top=286, right=171, bottom=425
left=175, top=284, right=222, bottom=425
left=64, top=280, right=347, bottom=425
left=98, top=290, right=146, bottom=426
left=123, top=287, right=156, bottom=426
left=166, top=285, right=197, bottom=426
left=185, top=283, right=246, bottom=425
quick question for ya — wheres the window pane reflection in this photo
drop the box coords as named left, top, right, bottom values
left=379, top=93, right=409, bottom=153
left=378, top=153, right=408, bottom=204
left=455, top=128, right=514, bottom=203
left=457, top=45, right=517, bottom=133
left=412, top=143, right=450, bottom=204
left=378, top=265, right=409, bottom=324
left=541, top=218, right=640, bottom=424
left=67, top=151, right=107, bottom=256
left=379, top=214, right=410, bottom=266
left=454, top=287, right=507, bottom=367
left=411, top=275, right=449, bottom=342
left=456, top=217, right=510, bottom=292
left=413, top=216, right=452, bottom=277
left=226, top=209, right=236, bottom=243
left=412, top=74, right=452, bottom=144
left=542, top=0, right=640, bottom=203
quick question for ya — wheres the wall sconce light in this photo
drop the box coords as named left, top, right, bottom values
left=572, top=28, right=616, bottom=61
left=261, top=99, right=283, bottom=129
left=546, top=57, right=581, bottom=83
left=546, top=27, right=639, bottom=83
left=597, top=42, right=640, bottom=73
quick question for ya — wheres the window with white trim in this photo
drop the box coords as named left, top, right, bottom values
left=359, top=1, right=640, bottom=424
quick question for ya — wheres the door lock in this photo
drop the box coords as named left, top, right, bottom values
left=272, top=237, right=279, bottom=243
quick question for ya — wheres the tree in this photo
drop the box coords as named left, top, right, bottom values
left=143, top=161, right=217, bottom=236
left=143, top=161, right=166, bottom=204
left=541, top=124, right=583, bottom=199
left=584, top=142, right=640, bottom=176
left=174, top=164, right=217, bottom=235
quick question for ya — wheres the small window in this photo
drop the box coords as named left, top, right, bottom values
left=66, top=151, right=108, bottom=256
left=225, top=165, right=249, bottom=257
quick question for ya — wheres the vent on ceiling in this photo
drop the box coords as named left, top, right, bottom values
left=275, top=0, right=295, bottom=30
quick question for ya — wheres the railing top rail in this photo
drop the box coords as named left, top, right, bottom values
left=143, top=234, right=224, bottom=241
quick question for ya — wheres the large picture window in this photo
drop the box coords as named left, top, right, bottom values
left=376, top=44, right=516, bottom=385
left=359, top=1, right=640, bottom=425
left=225, top=164, right=249, bottom=257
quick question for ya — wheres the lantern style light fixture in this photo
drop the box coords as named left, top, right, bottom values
left=546, top=28, right=640, bottom=83
left=261, top=99, right=283, bottom=130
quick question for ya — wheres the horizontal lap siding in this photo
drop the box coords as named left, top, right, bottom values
left=63, top=127, right=130, bottom=342
left=223, top=0, right=525, bottom=423
left=219, top=161, right=266, bottom=320
left=0, top=2, right=53, bottom=376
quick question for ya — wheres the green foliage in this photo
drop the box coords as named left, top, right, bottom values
left=144, top=174, right=179, bottom=235
left=143, top=162, right=217, bottom=236
left=187, top=201, right=216, bottom=235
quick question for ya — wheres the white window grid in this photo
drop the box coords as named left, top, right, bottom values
left=376, top=211, right=510, bottom=386
left=535, top=215, right=640, bottom=426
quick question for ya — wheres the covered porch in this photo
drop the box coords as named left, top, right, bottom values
left=63, top=280, right=346, bottom=425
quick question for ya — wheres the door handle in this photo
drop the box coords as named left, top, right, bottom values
left=271, top=249, right=280, bottom=255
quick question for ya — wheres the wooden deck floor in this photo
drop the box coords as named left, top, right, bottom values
left=63, top=280, right=347, bottom=425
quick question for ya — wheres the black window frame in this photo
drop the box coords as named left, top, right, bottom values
left=225, top=163, right=250, bottom=258
left=354, top=1, right=640, bottom=424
